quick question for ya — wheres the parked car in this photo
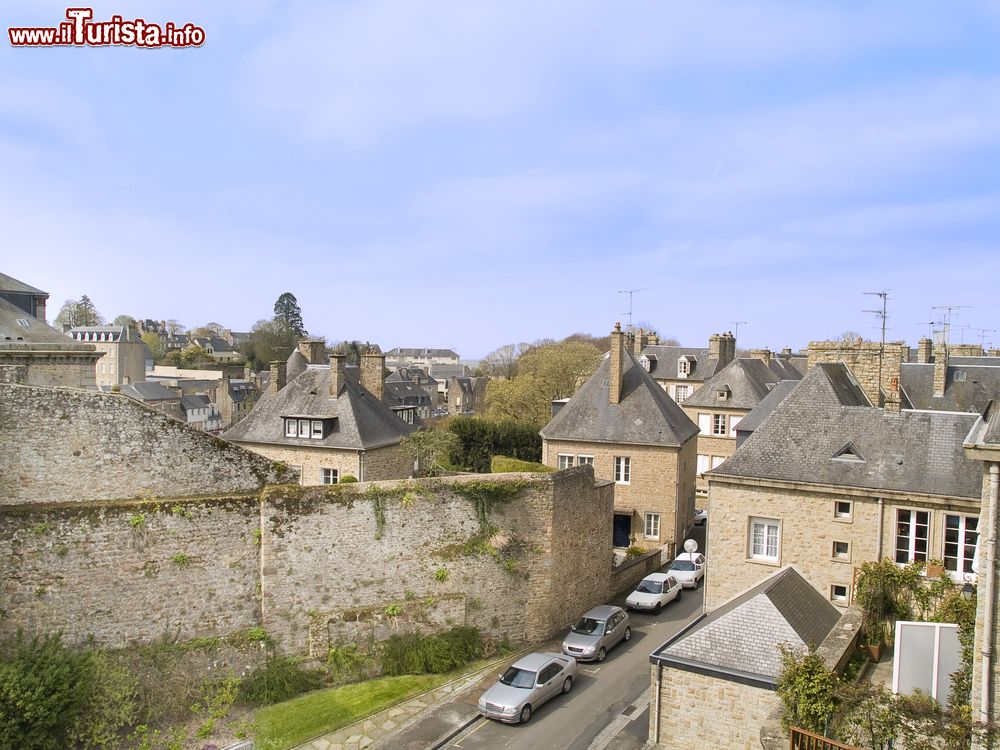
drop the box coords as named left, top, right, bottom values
left=693, top=508, right=708, bottom=525
left=625, top=572, right=682, bottom=611
left=478, top=652, right=578, bottom=724
left=561, top=604, right=631, bottom=662
left=668, top=552, right=706, bottom=589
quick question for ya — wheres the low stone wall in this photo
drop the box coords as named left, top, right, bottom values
left=610, top=548, right=664, bottom=596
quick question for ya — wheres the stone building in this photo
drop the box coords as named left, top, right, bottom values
left=637, top=331, right=737, bottom=404
left=385, top=366, right=440, bottom=413
left=680, top=355, right=802, bottom=493
left=648, top=567, right=842, bottom=749
left=385, top=347, right=460, bottom=369
left=706, top=361, right=981, bottom=610
left=67, top=324, right=149, bottom=388
left=223, top=341, right=415, bottom=485
left=215, top=375, right=258, bottom=429
left=0, top=271, right=48, bottom=320
left=541, top=323, right=699, bottom=552
left=447, top=375, right=487, bottom=415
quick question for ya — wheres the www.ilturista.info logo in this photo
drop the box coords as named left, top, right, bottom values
left=9, top=8, right=205, bottom=48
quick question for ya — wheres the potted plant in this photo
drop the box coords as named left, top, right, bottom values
left=855, top=559, right=915, bottom=662
left=924, top=559, right=945, bottom=578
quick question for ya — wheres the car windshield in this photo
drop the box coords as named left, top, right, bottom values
left=499, top=667, right=536, bottom=689
left=572, top=617, right=604, bottom=635
left=636, top=580, right=662, bottom=594
left=671, top=560, right=696, bottom=572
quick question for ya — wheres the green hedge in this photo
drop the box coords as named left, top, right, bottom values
left=446, top=418, right=542, bottom=473
left=490, top=456, right=553, bottom=473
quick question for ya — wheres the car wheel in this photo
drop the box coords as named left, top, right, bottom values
left=676, top=588, right=682, bottom=601
left=519, top=704, right=532, bottom=724
left=697, top=576, right=704, bottom=588
left=596, top=646, right=607, bottom=662
left=623, top=626, right=632, bottom=642
left=562, top=676, right=573, bottom=694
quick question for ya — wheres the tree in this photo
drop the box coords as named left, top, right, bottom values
left=480, top=343, right=527, bottom=379
left=164, top=319, right=184, bottom=335
left=400, top=429, right=459, bottom=476
left=140, top=331, right=164, bottom=360
left=446, top=418, right=542, bottom=472
left=241, top=318, right=299, bottom=371
left=190, top=322, right=225, bottom=339
left=112, top=314, right=136, bottom=329
left=53, top=296, right=103, bottom=329
left=273, top=293, right=306, bottom=337
left=775, top=645, right=839, bottom=734
left=332, top=340, right=366, bottom=367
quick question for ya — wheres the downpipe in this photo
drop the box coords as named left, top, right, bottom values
left=980, top=463, right=999, bottom=731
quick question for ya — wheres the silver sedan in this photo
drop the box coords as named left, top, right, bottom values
left=478, top=652, right=579, bottom=724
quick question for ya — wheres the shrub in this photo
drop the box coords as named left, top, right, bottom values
left=446, top=418, right=542, bottom=473
left=380, top=627, right=485, bottom=676
left=624, top=545, right=644, bottom=560
left=490, top=456, right=554, bottom=473
left=340, top=475, right=358, bottom=483
left=238, top=657, right=323, bottom=707
left=775, top=646, right=839, bottom=734
left=67, top=650, right=140, bottom=749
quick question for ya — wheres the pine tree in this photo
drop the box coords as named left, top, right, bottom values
left=273, top=292, right=306, bottom=337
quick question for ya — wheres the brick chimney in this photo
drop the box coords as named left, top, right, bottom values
left=361, top=347, right=385, bottom=400
left=298, top=339, right=326, bottom=364
left=610, top=322, right=624, bottom=405
left=933, top=340, right=948, bottom=397
left=329, top=353, right=347, bottom=397
left=269, top=361, right=287, bottom=395
left=632, top=328, right=649, bottom=357
left=916, top=338, right=932, bottom=364
left=750, top=348, right=772, bottom=366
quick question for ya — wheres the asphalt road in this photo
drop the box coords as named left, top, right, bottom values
left=440, top=527, right=707, bottom=750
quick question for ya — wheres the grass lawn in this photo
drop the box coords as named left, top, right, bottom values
left=253, top=664, right=488, bottom=750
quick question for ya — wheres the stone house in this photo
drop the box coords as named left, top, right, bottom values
left=706, top=361, right=982, bottom=611
left=385, top=347, right=460, bottom=369
left=67, top=324, right=149, bottom=388
left=0, top=271, right=48, bottom=320
left=447, top=375, right=487, bottom=415
left=637, top=331, right=736, bottom=404
left=108, top=381, right=182, bottom=419
left=648, top=567, right=842, bottom=749
left=540, top=323, right=699, bottom=552
left=383, top=380, right=431, bottom=424
left=680, top=355, right=802, bottom=493
left=385, top=366, right=440, bottom=413
left=191, top=335, right=239, bottom=363
left=428, top=363, right=472, bottom=401
left=223, top=341, right=414, bottom=485
left=181, top=394, right=223, bottom=433
left=215, top=375, right=258, bottom=429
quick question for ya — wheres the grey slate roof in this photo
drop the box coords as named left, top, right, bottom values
left=124, top=382, right=178, bottom=401
left=681, top=358, right=803, bottom=409
left=181, top=394, right=211, bottom=411
left=0, top=296, right=89, bottom=347
left=653, top=568, right=840, bottom=684
left=0, top=272, right=46, bottom=295
left=385, top=367, right=439, bottom=387
left=223, top=365, right=414, bottom=450
left=540, top=350, right=699, bottom=447
left=714, top=362, right=981, bottom=499
left=734, top=380, right=800, bottom=435
left=384, top=380, right=431, bottom=406
left=286, top=350, right=308, bottom=381
left=387, top=347, right=459, bottom=359
left=900, top=363, right=1000, bottom=413
left=964, top=400, right=1000, bottom=447
left=638, top=345, right=720, bottom=382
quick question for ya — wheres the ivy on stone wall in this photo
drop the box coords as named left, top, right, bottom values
left=450, top=479, right=534, bottom=536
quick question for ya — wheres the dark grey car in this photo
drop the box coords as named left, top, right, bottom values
left=560, top=604, right=631, bottom=662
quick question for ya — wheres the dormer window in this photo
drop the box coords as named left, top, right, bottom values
left=640, top=356, right=651, bottom=372
left=677, top=356, right=694, bottom=378
left=283, top=417, right=335, bottom=439
left=832, top=442, right=864, bottom=462
left=716, top=386, right=731, bottom=402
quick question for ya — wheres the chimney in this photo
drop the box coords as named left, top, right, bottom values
left=269, top=361, right=287, bottom=395
left=632, top=328, right=649, bottom=357
left=648, top=333, right=660, bottom=346
left=361, top=347, right=385, bottom=400
left=916, top=338, right=932, bottom=364
left=933, top=340, right=948, bottom=397
left=609, top=322, right=624, bottom=405
left=298, top=339, right=325, bottom=364
left=35, top=297, right=47, bottom=322
left=329, top=353, right=347, bottom=397
left=708, top=333, right=721, bottom=359
left=722, top=332, right=736, bottom=367
left=750, top=348, right=772, bottom=366
left=781, top=347, right=792, bottom=356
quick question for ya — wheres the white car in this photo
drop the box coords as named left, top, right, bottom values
left=693, top=508, right=708, bottom=526
left=668, top=552, right=706, bottom=589
left=625, top=573, right=682, bottom=611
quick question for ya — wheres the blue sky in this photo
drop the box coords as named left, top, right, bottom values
left=3, top=1, right=1000, bottom=358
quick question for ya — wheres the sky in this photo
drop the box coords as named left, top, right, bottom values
left=2, top=1, right=1000, bottom=359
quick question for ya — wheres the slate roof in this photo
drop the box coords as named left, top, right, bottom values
left=964, top=400, right=1000, bottom=447
left=540, top=350, right=699, bottom=447
left=68, top=325, right=138, bottom=342
left=450, top=376, right=483, bottom=397
left=192, top=336, right=234, bottom=353
left=0, top=272, right=46, bottom=295
left=387, top=347, right=459, bottom=359
left=181, top=394, right=211, bottom=411
left=385, top=367, right=439, bottom=387
left=123, top=382, right=178, bottom=401
left=428, top=363, right=471, bottom=381
left=384, top=381, right=431, bottom=406
left=638, top=345, right=721, bottom=382
left=681, top=358, right=803, bottom=409
left=900, top=363, right=1000, bottom=413
left=223, top=364, right=414, bottom=450
left=0, top=296, right=92, bottom=347
left=734, top=380, right=800, bottom=435
left=714, top=362, right=981, bottom=499
left=652, top=567, right=840, bottom=685
left=286, top=350, right=308, bottom=381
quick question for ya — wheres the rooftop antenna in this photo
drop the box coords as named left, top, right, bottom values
left=931, top=305, right=971, bottom=346
left=863, top=290, right=890, bottom=405
left=617, top=288, right=649, bottom=332
left=726, top=321, right=748, bottom=341
left=974, top=328, right=998, bottom=348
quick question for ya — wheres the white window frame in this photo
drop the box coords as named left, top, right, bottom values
left=696, top=454, right=709, bottom=475
left=285, top=419, right=297, bottom=437
left=712, top=413, right=727, bottom=436
left=577, top=455, right=594, bottom=466
left=675, top=384, right=689, bottom=403
left=311, top=420, right=324, bottom=439
left=697, top=413, right=711, bottom=435
left=832, top=541, right=850, bottom=561
left=644, top=512, right=660, bottom=540
left=614, top=456, right=631, bottom=484
left=834, top=500, right=853, bottom=520
left=830, top=584, right=849, bottom=604
left=711, top=455, right=726, bottom=470
left=749, top=517, right=780, bottom=562
left=728, top=415, right=742, bottom=437
left=321, top=468, right=338, bottom=485
left=895, top=508, right=930, bottom=565
left=297, top=418, right=310, bottom=438
left=557, top=453, right=575, bottom=470
left=943, top=513, right=978, bottom=578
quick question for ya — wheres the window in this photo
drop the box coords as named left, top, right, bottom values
left=321, top=468, right=338, bottom=485
left=729, top=416, right=742, bottom=437
left=944, top=514, right=978, bottom=576
left=644, top=512, right=660, bottom=539
left=750, top=517, right=780, bottom=562
left=284, top=419, right=297, bottom=437
left=557, top=454, right=574, bottom=470
left=298, top=419, right=310, bottom=438
left=675, top=384, right=689, bottom=403
left=834, top=500, right=852, bottom=520
left=832, top=541, right=850, bottom=560
left=678, top=359, right=690, bottom=376
left=577, top=455, right=594, bottom=466
left=711, top=455, right=725, bottom=469
left=895, top=509, right=929, bottom=564
left=311, top=420, right=324, bottom=438
left=712, top=414, right=727, bottom=435
left=697, top=454, right=709, bottom=475
left=614, top=456, right=630, bottom=484
left=954, top=371, right=967, bottom=383
left=698, top=413, right=711, bottom=435
left=830, top=584, right=849, bottom=604
left=538, top=663, right=561, bottom=684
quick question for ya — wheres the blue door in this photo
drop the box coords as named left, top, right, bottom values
left=613, top=514, right=631, bottom=548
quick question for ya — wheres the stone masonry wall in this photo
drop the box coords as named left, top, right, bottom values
left=234, top=441, right=411, bottom=485
left=0, top=383, right=289, bottom=505
left=807, top=339, right=908, bottom=407
left=0, top=495, right=261, bottom=647
left=707, top=477, right=981, bottom=611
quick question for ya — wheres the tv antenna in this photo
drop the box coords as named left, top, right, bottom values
left=617, top=288, right=649, bottom=331
left=931, top=305, right=971, bottom=345
left=863, top=290, right=890, bottom=405
left=973, top=328, right=997, bottom=348
left=726, top=321, right=748, bottom=340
